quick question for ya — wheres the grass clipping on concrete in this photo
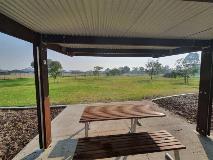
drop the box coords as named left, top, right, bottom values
left=0, top=76, right=199, bottom=106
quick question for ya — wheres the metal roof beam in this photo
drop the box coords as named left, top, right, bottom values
left=67, top=47, right=201, bottom=55
left=0, top=13, right=40, bottom=44
left=47, top=44, right=168, bottom=57
left=71, top=53, right=155, bottom=57
left=42, top=34, right=210, bottom=47
left=47, top=43, right=201, bottom=57
left=66, top=48, right=170, bottom=54
left=67, top=52, right=186, bottom=58
left=183, top=0, right=213, bottom=3
left=47, top=44, right=64, bottom=53
left=0, top=13, right=63, bottom=57
left=169, top=47, right=201, bottom=55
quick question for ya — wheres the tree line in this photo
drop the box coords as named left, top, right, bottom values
left=30, top=52, right=200, bottom=84
left=93, top=52, right=200, bottom=84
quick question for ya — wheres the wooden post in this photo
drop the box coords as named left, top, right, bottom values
left=33, top=42, right=52, bottom=149
left=196, top=47, right=213, bottom=136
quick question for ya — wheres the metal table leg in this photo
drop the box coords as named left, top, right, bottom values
left=165, top=150, right=180, bottom=160
left=130, top=118, right=134, bottom=133
left=133, top=118, right=137, bottom=132
left=130, top=118, right=138, bottom=133
left=85, top=122, right=89, bottom=137
left=174, top=150, right=180, bottom=160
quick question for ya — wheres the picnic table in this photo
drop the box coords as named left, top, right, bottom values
left=76, top=103, right=185, bottom=160
left=79, top=103, right=166, bottom=137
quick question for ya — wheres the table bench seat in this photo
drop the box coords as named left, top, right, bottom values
left=73, top=130, right=186, bottom=160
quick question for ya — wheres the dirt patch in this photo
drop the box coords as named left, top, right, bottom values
left=153, top=94, right=198, bottom=123
left=0, top=107, right=65, bottom=160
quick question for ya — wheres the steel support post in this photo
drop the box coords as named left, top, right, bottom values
left=196, top=46, right=213, bottom=136
left=33, top=42, right=52, bottom=149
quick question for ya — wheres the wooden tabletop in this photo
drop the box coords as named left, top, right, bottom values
left=79, top=103, right=165, bottom=123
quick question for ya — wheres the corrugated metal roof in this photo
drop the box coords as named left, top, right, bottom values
left=0, top=0, right=213, bottom=40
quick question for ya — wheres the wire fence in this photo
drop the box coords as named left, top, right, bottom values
left=0, top=73, right=34, bottom=80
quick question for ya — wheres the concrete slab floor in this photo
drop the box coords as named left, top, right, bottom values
left=13, top=101, right=213, bottom=160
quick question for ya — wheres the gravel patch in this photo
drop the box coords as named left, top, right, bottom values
left=0, top=107, right=65, bottom=160
left=153, top=94, right=198, bottom=123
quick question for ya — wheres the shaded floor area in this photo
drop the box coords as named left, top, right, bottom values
left=14, top=101, right=213, bottom=160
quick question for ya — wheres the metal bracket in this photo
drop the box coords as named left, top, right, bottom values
left=165, top=150, right=180, bottom=160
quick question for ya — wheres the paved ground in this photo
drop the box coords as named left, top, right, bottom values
left=14, top=101, right=213, bottom=160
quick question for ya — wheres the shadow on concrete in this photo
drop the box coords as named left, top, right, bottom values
left=48, top=138, right=78, bottom=159
left=198, top=134, right=213, bottom=159
left=48, top=127, right=84, bottom=159
left=114, top=156, right=128, bottom=160
left=72, top=132, right=159, bottom=159
left=21, top=149, right=44, bottom=160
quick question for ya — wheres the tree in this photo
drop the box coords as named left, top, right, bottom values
left=184, top=52, right=200, bottom=65
left=175, top=58, right=191, bottom=84
left=31, top=59, right=62, bottom=82
left=108, top=68, right=121, bottom=76
left=49, top=61, right=63, bottom=82
left=93, top=66, right=103, bottom=76
left=105, top=68, right=111, bottom=76
left=139, top=67, right=145, bottom=74
left=105, top=68, right=121, bottom=76
left=175, top=52, right=200, bottom=84
left=119, top=66, right=130, bottom=74
left=184, top=52, right=200, bottom=76
left=145, top=59, right=162, bottom=79
left=161, top=65, right=171, bottom=74
left=131, top=67, right=139, bottom=74
left=163, top=70, right=177, bottom=78
left=131, top=67, right=145, bottom=74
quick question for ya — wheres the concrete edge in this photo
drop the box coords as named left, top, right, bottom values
left=0, top=105, right=67, bottom=110
left=152, top=93, right=197, bottom=101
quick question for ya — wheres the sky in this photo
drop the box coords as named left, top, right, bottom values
left=0, top=33, right=200, bottom=71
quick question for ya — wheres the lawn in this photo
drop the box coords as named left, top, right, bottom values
left=0, top=75, right=199, bottom=106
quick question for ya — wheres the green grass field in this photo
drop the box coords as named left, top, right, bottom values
left=0, top=76, right=199, bottom=106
